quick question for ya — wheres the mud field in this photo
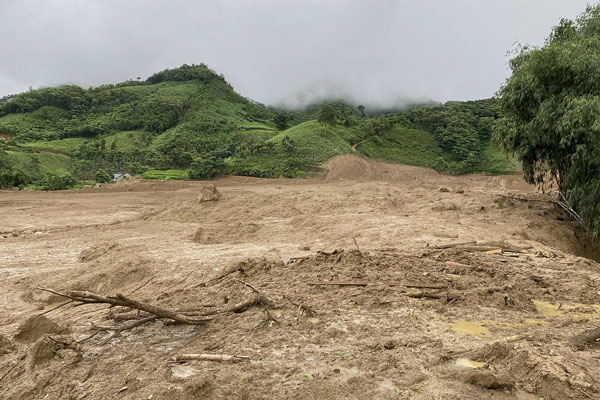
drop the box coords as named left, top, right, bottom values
left=1, top=154, right=599, bottom=400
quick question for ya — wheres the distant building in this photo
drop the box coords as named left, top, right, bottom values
left=113, top=173, right=132, bottom=181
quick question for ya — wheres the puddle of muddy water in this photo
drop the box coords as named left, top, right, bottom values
left=449, top=320, right=491, bottom=338
left=534, top=300, right=600, bottom=318
left=455, top=358, right=487, bottom=368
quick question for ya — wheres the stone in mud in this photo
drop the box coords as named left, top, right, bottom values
left=197, top=184, right=221, bottom=203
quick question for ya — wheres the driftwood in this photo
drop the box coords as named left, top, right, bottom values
left=308, top=281, right=447, bottom=289
left=445, top=261, right=471, bottom=268
left=37, top=288, right=212, bottom=325
left=173, top=354, right=250, bottom=363
left=352, top=236, right=361, bottom=251
left=496, top=193, right=585, bottom=226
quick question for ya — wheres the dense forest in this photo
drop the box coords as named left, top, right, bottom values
left=0, top=64, right=515, bottom=189
left=497, top=4, right=600, bottom=237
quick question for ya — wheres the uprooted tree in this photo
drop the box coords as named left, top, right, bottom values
left=496, top=4, right=600, bottom=237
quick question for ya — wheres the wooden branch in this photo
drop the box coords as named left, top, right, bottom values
left=197, top=265, right=244, bottom=287
left=445, top=261, right=472, bottom=268
left=37, top=288, right=211, bottom=325
left=308, top=281, right=447, bottom=289
left=115, top=293, right=211, bottom=325
left=92, top=315, right=159, bottom=332
left=95, top=315, right=160, bottom=344
left=283, top=295, right=316, bottom=316
left=127, top=276, right=154, bottom=296
left=234, top=278, right=259, bottom=293
left=38, top=300, right=73, bottom=316
left=173, top=354, right=250, bottom=363
left=352, top=236, right=360, bottom=251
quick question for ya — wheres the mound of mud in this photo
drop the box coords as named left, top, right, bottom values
left=25, top=337, right=61, bottom=369
left=197, top=184, right=221, bottom=203
left=78, top=241, right=121, bottom=262
left=193, top=222, right=261, bottom=244
left=0, top=333, right=16, bottom=355
left=322, top=154, right=438, bottom=182
left=14, top=315, right=70, bottom=343
left=323, top=154, right=388, bottom=181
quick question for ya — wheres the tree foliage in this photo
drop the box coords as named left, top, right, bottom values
left=273, top=112, right=293, bottom=130
left=94, top=168, right=111, bottom=183
left=188, top=156, right=224, bottom=180
left=496, top=5, right=600, bottom=236
left=404, top=99, right=499, bottom=172
left=317, top=104, right=337, bottom=126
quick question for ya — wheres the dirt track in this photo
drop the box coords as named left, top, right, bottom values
left=1, top=155, right=599, bottom=399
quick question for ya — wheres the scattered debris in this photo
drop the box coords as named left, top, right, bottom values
left=308, top=280, right=447, bottom=289
left=173, top=354, right=250, bottom=363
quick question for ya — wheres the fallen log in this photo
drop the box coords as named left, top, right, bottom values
left=173, top=354, right=250, bottom=363
left=308, top=281, right=447, bottom=289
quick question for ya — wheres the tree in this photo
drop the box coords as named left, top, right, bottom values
left=44, top=173, right=76, bottom=190
left=357, top=105, right=366, bottom=117
left=281, top=135, right=295, bottom=154
left=496, top=4, right=600, bottom=236
left=188, top=156, right=224, bottom=180
left=273, top=112, right=293, bottom=130
left=94, top=168, right=111, bottom=183
left=317, top=104, right=336, bottom=126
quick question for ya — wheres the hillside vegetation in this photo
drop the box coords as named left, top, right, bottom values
left=0, top=64, right=516, bottom=188
left=497, top=4, right=600, bottom=237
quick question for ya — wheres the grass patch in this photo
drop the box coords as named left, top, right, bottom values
left=142, top=169, right=189, bottom=180
left=268, top=120, right=354, bottom=165
left=357, top=125, right=446, bottom=167
left=21, top=137, right=89, bottom=155
left=474, top=143, right=520, bottom=175
left=6, top=150, right=72, bottom=176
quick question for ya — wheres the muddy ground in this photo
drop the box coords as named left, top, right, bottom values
left=1, top=154, right=599, bottom=399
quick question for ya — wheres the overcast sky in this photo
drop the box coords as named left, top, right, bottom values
left=0, top=0, right=594, bottom=107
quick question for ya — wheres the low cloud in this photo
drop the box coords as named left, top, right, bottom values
left=0, top=0, right=592, bottom=106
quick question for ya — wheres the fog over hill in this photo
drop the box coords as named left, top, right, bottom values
left=0, top=0, right=591, bottom=106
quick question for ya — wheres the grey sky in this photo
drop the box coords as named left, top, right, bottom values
left=0, top=0, right=593, bottom=107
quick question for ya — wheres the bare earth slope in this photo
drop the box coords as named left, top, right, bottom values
left=1, top=154, right=599, bottom=399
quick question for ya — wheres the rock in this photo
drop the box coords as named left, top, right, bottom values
left=298, top=246, right=311, bottom=251
left=439, top=187, right=451, bottom=193
left=454, top=189, right=465, bottom=194
left=197, top=184, right=221, bottom=203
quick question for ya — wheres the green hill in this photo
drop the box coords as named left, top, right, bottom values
left=0, top=64, right=517, bottom=188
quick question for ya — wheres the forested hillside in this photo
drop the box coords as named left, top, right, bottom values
left=0, top=64, right=516, bottom=188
